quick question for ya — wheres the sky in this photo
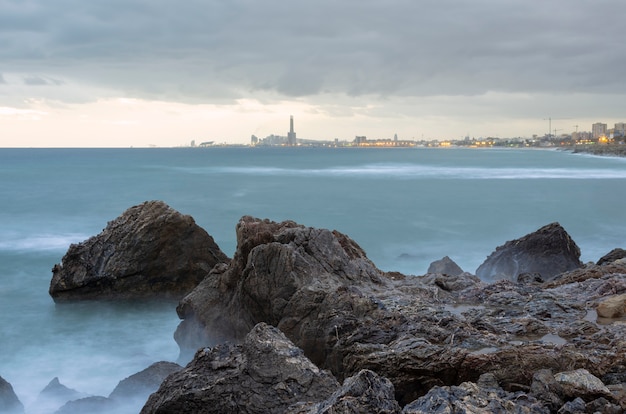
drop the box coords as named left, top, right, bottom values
left=1, top=0, right=625, bottom=147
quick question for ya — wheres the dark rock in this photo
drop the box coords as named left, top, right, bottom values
left=54, top=396, right=116, bottom=414
left=530, top=369, right=564, bottom=412
left=476, top=222, right=583, bottom=281
left=557, top=397, right=586, bottom=414
left=0, top=376, right=23, bottom=414
left=109, top=361, right=182, bottom=402
left=402, top=376, right=549, bottom=413
left=584, top=397, right=623, bottom=414
left=597, top=248, right=626, bottom=265
left=517, top=272, right=544, bottom=284
left=427, top=256, right=464, bottom=276
left=50, top=200, right=228, bottom=301
left=141, top=323, right=339, bottom=414
left=174, top=217, right=626, bottom=406
left=288, top=369, right=401, bottom=414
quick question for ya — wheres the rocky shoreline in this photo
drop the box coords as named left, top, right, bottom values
left=3, top=201, right=625, bottom=413
left=564, top=144, right=626, bottom=158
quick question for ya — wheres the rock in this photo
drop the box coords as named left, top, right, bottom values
left=174, top=217, right=626, bottom=406
left=554, top=368, right=612, bottom=401
left=401, top=376, right=549, bottom=413
left=0, top=376, right=23, bottom=414
left=54, top=396, right=116, bottom=414
left=109, top=361, right=182, bottom=403
left=289, top=370, right=401, bottom=414
left=517, top=272, right=544, bottom=284
left=50, top=200, right=228, bottom=301
left=36, top=377, right=86, bottom=412
left=427, top=256, right=464, bottom=276
left=597, top=293, right=626, bottom=318
left=141, top=323, right=339, bottom=414
left=557, top=397, right=586, bottom=414
left=597, top=248, right=626, bottom=265
left=529, top=369, right=564, bottom=412
left=476, top=222, right=583, bottom=281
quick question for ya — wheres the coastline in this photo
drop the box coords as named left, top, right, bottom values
left=563, top=144, right=626, bottom=158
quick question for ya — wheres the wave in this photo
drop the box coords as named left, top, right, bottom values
left=0, top=233, right=87, bottom=252
left=172, top=164, right=626, bottom=180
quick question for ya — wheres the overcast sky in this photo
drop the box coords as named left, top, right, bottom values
left=1, top=0, right=625, bottom=147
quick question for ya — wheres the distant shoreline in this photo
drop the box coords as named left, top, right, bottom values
left=562, top=144, right=626, bottom=158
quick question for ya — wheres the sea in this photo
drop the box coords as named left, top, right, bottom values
left=1, top=146, right=625, bottom=412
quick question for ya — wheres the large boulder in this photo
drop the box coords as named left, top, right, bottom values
left=141, top=323, right=339, bottom=414
left=427, top=256, right=464, bottom=276
left=173, top=217, right=626, bottom=406
left=0, top=376, right=23, bottom=414
left=475, top=222, right=583, bottom=281
left=49, top=201, right=228, bottom=301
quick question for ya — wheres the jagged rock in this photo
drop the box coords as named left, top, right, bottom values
left=597, top=293, right=626, bottom=318
left=517, top=272, right=544, bottom=284
left=557, top=397, right=586, bottom=414
left=109, top=361, right=182, bottom=403
left=401, top=374, right=549, bottom=413
left=0, top=376, right=23, bottom=414
left=174, top=217, right=626, bottom=406
left=36, top=377, right=86, bottom=412
left=476, top=222, right=583, bottom=281
left=597, top=248, right=626, bottom=265
left=49, top=200, right=228, bottom=301
left=427, top=256, right=464, bottom=276
left=288, top=370, right=401, bottom=414
left=529, top=369, right=564, bottom=412
left=554, top=368, right=613, bottom=401
left=141, top=323, right=339, bottom=414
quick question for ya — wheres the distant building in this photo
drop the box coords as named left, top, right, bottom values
left=592, top=122, right=607, bottom=139
left=614, top=122, right=626, bottom=137
left=287, top=115, right=297, bottom=146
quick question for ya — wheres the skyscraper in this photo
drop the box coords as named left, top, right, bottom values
left=287, top=115, right=297, bottom=146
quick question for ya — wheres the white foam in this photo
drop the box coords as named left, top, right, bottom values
left=171, top=164, right=626, bottom=180
left=0, top=233, right=87, bottom=252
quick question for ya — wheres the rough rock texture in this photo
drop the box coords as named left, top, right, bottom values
left=0, top=376, right=23, bottom=414
left=475, top=222, right=583, bottom=281
left=427, top=256, right=464, bottom=276
left=597, top=293, right=626, bottom=318
left=402, top=373, right=549, bottom=413
left=597, top=248, right=626, bottom=265
left=141, top=323, right=339, bottom=414
left=109, top=361, right=181, bottom=402
left=288, top=370, right=401, bottom=414
left=174, top=217, right=626, bottom=408
left=49, top=200, right=228, bottom=301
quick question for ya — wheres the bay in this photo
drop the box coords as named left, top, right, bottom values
left=1, top=147, right=625, bottom=412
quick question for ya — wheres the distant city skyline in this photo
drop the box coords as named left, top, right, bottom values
left=1, top=1, right=625, bottom=147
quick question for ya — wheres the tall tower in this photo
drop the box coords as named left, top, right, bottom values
left=287, top=115, right=297, bottom=146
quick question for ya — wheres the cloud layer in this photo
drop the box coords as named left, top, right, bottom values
left=1, top=0, right=625, bottom=145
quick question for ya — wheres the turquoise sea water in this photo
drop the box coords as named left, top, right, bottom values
left=1, top=147, right=625, bottom=412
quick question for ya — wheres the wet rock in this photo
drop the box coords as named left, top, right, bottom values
left=402, top=374, right=549, bottom=413
left=109, top=361, right=182, bottom=403
left=0, top=376, right=23, bottom=414
left=427, top=256, right=464, bottom=276
left=174, top=217, right=626, bottom=406
left=289, top=369, right=401, bottom=414
left=50, top=200, right=228, bottom=301
left=475, top=222, right=583, bottom=281
left=141, top=323, right=339, bottom=414
left=554, top=368, right=612, bottom=401
left=597, top=293, right=626, bottom=318
left=597, top=248, right=626, bottom=265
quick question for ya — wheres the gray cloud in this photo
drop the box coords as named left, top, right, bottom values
left=0, top=0, right=625, bottom=104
